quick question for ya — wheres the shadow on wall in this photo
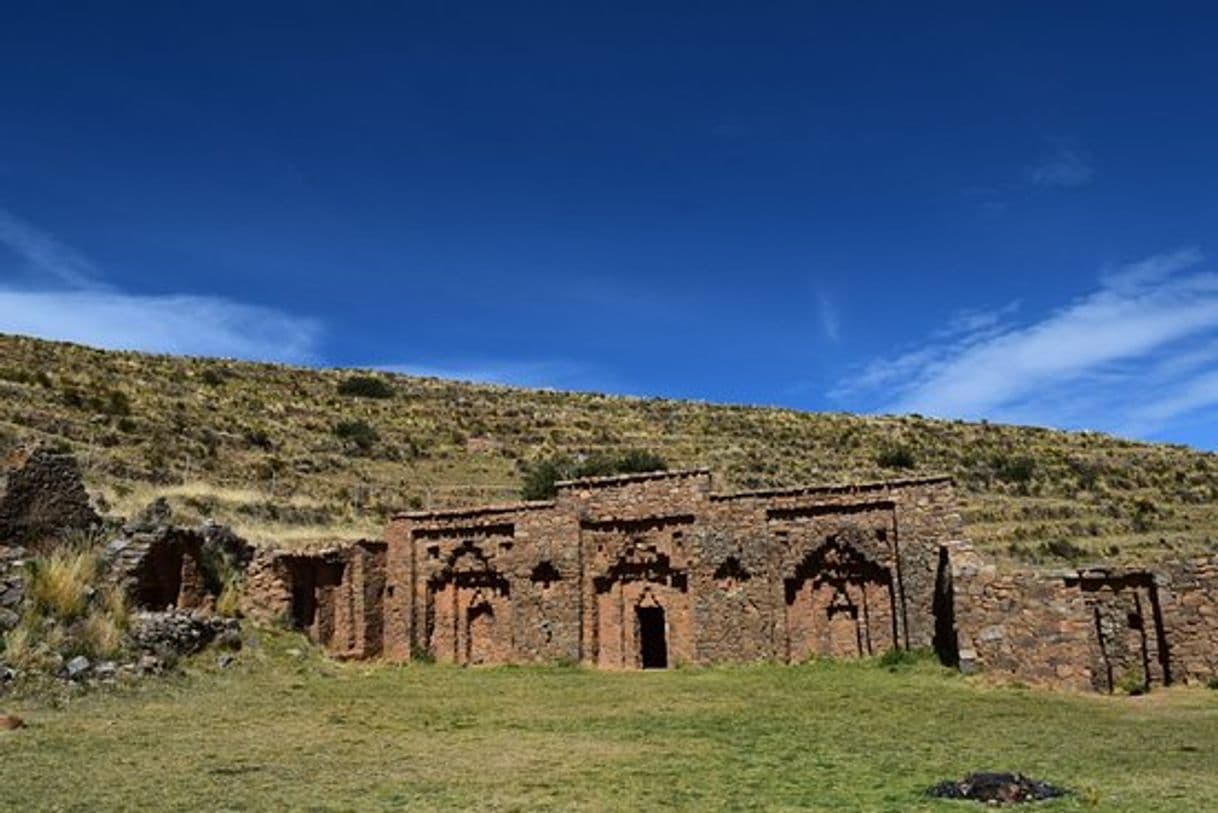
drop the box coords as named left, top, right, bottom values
left=933, top=546, right=959, bottom=668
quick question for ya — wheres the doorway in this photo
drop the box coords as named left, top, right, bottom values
left=467, top=602, right=495, bottom=665
left=637, top=605, right=668, bottom=669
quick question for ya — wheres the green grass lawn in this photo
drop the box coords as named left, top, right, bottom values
left=2, top=636, right=1217, bottom=812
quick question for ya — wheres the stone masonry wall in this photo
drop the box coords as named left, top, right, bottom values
left=1159, top=557, right=1218, bottom=684
left=951, top=543, right=1218, bottom=691
left=380, top=470, right=958, bottom=669
left=0, top=444, right=100, bottom=551
left=243, top=540, right=387, bottom=659
left=246, top=468, right=1218, bottom=693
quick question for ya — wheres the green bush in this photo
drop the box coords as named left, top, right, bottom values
left=200, top=368, right=228, bottom=387
left=993, top=454, right=1036, bottom=484
left=615, top=449, right=669, bottom=474
left=522, top=458, right=570, bottom=501
left=1038, top=538, right=1088, bottom=561
left=520, top=450, right=669, bottom=500
left=337, top=375, right=395, bottom=399
left=876, top=444, right=916, bottom=470
left=334, top=419, right=380, bottom=453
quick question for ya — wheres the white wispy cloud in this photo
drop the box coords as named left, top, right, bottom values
left=0, top=207, right=322, bottom=363
left=817, top=291, right=841, bottom=343
left=834, top=248, right=1218, bottom=441
left=0, top=289, right=321, bottom=362
left=380, top=359, right=623, bottom=393
left=0, top=208, right=107, bottom=289
left=1025, top=143, right=1095, bottom=189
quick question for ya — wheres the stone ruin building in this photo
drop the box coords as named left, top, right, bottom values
left=256, top=467, right=1218, bottom=692
left=256, top=469, right=961, bottom=668
left=3, top=440, right=1217, bottom=693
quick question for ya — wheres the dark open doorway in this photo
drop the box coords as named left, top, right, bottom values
left=637, top=605, right=668, bottom=669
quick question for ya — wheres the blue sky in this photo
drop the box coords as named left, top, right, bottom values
left=2, top=4, right=1218, bottom=449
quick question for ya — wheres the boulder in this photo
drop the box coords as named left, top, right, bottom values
left=65, top=655, right=91, bottom=680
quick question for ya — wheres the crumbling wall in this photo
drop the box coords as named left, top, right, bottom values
left=0, top=444, right=100, bottom=550
left=0, top=543, right=25, bottom=633
left=107, top=516, right=252, bottom=613
left=242, top=541, right=387, bottom=658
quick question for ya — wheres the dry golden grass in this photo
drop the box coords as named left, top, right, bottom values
left=24, top=547, right=99, bottom=623
left=9, top=540, right=131, bottom=666
left=2, top=332, right=1217, bottom=564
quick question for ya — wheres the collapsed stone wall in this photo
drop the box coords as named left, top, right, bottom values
left=0, top=444, right=100, bottom=551
left=107, top=504, right=254, bottom=613
left=0, top=444, right=103, bottom=636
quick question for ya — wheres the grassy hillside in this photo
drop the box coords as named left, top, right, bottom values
left=1, top=333, right=1216, bottom=563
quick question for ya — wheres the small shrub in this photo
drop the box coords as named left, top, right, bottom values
left=1038, top=538, right=1088, bottom=561
left=199, top=367, right=227, bottom=387
left=521, top=458, right=569, bottom=501
left=994, top=454, right=1036, bottom=484
left=243, top=427, right=274, bottom=451
left=1115, top=669, right=1148, bottom=696
left=520, top=450, right=669, bottom=500
left=876, top=444, right=916, bottom=470
left=103, top=389, right=132, bottom=417
left=1132, top=498, right=1158, bottom=533
left=337, top=375, right=395, bottom=399
left=614, top=449, right=668, bottom=474
left=334, top=419, right=380, bottom=453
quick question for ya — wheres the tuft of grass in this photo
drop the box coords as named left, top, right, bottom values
left=12, top=541, right=132, bottom=666
left=214, top=578, right=243, bottom=618
left=25, top=547, right=99, bottom=622
left=876, top=648, right=925, bottom=670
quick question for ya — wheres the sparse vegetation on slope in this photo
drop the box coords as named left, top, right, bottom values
left=1, top=333, right=1216, bottom=562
